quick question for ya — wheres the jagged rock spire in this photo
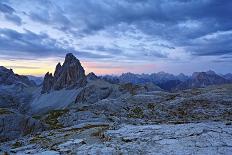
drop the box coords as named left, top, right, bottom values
left=41, top=53, right=86, bottom=93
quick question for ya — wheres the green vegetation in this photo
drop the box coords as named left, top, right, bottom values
left=32, top=115, right=42, bottom=120
left=44, top=109, right=69, bottom=129
left=147, top=103, right=155, bottom=110
left=128, top=107, right=144, bottom=118
left=29, top=135, right=51, bottom=146
left=12, top=141, right=22, bottom=149
left=0, top=108, right=12, bottom=115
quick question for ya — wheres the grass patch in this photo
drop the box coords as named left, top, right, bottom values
left=0, top=108, right=12, bottom=115
left=32, top=115, right=42, bottom=120
left=12, top=141, right=22, bottom=149
left=44, top=109, right=69, bottom=129
left=29, top=135, right=50, bottom=145
left=128, top=107, right=144, bottom=118
left=147, top=103, right=155, bottom=110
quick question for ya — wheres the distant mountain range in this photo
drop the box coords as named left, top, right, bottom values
left=26, top=75, right=43, bottom=85
left=1, top=64, right=231, bottom=92
left=101, top=70, right=232, bottom=91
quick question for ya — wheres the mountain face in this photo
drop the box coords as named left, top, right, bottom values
left=101, top=72, right=188, bottom=90
left=0, top=67, right=36, bottom=112
left=119, top=73, right=150, bottom=84
left=101, top=75, right=120, bottom=84
left=27, top=75, right=43, bottom=85
left=42, top=53, right=86, bottom=93
left=157, top=80, right=182, bottom=91
left=109, top=72, right=183, bottom=85
left=223, top=73, right=232, bottom=80
left=176, top=71, right=229, bottom=90
left=0, top=66, right=35, bottom=87
left=101, top=71, right=231, bottom=91
left=177, top=73, right=189, bottom=82
left=86, top=72, right=98, bottom=81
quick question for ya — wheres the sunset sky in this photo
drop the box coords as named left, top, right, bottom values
left=0, top=0, right=231, bottom=76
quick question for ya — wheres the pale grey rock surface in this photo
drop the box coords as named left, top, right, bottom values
left=1, top=122, right=231, bottom=155
left=30, top=88, right=81, bottom=114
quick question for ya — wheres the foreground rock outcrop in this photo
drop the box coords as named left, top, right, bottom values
left=0, top=67, right=38, bottom=113
left=42, top=53, right=86, bottom=93
left=1, top=122, right=231, bottom=154
left=0, top=108, right=45, bottom=142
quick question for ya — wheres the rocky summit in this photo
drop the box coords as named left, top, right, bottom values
left=0, top=66, right=35, bottom=87
left=42, top=53, right=86, bottom=93
left=0, top=53, right=232, bottom=155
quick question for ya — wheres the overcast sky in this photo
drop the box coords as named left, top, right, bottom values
left=0, top=0, right=231, bottom=76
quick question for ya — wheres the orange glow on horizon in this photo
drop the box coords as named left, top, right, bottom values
left=1, top=58, right=157, bottom=76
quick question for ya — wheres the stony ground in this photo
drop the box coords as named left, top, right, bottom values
left=1, top=84, right=232, bottom=155
left=0, top=122, right=231, bottom=155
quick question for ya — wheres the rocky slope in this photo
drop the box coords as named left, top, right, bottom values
left=0, top=66, right=35, bottom=87
left=0, top=108, right=45, bottom=142
left=0, top=84, right=231, bottom=154
left=0, top=67, right=37, bottom=113
left=0, top=67, right=45, bottom=143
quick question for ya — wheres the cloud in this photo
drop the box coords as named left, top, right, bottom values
left=0, top=0, right=232, bottom=73
left=0, top=2, right=14, bottom=14
left=0, top=2, right=22, bottom=25
left=24, top=0, right=231, bottom=57
left=0, top=28, right=114, bottom=59
left=83, top=45, right=124, bottom=55
left=189, top=30, right=232, bottom=56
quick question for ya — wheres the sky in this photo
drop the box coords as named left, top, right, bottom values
left=0, top=0, right=231, bottom=76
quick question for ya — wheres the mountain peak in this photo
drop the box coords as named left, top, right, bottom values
left=206, top=70, right=216, bottom=75
left=42, top=53, right=86, bottom=93
left=64, top=53, right=78, bottom=64
left=0, top=66, right=35, bottom=87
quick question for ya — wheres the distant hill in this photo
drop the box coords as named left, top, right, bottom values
left=0, top=66, right=35, bottom=87
left=27, top=75, right=43, bottom=85
left=101, top=71, right=231, bottom=91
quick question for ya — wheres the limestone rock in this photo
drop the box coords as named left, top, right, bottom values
left=0, top=108, right=45, bottom=142
left=87, top=72, right=98, bottom=81
left=41, top=72, right=54, bottom=94
left=75, top=80, right=115, bottom=104
left=41, top=53, right=86, bottom=93
left=0, top=66, right=35, bottom=87
left=176, top=71, right=230, bottom=90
